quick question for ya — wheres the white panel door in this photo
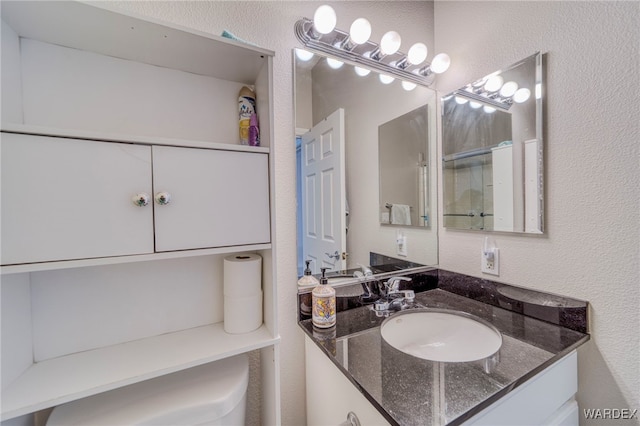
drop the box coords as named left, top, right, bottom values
left=301, top=109, right=346, bottom=274
left=0, top=133, right=154, bottom=264
left=152, top=146, right=270, bottom=251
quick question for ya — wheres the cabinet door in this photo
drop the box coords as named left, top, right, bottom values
left=1, top=133, right=154, bottom=264
left=305, top=337, right=390, bottom=426
left=152, top=146, right=270, bottom=251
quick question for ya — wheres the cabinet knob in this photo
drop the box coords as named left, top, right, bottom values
left=155, top=191, right=172, bottom=206
left=132, top=193, right=150, bottom=207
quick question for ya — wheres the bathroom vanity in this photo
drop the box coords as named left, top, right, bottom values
left=299, top=268, right=589, bottom=425
left=1, top=2, right=279, bottom=423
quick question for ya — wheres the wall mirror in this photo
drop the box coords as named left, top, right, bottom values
left=441, top=52, right=543, bottom=233
left=294, top=49, right=438, bottom=275
left=379, top=104, right=430, bottom=228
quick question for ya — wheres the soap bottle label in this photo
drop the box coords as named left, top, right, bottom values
left=312, top=295, right=336, bottom=328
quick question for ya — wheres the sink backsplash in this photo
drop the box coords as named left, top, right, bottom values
left=436, top=270, right=588, bottom=333
left=298, top=262, right=589, bottom=334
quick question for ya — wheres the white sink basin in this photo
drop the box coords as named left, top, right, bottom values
left=380, top=309, right=502, bottom=362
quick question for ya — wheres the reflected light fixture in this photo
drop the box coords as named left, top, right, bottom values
left=513, top=88, right=531, bottom=103
left=379, top=74, right=394, bottom=84
left=401, top=80, right=417, bottom=91
left=295, top=48, right=314, bottom=62
left=326, top=57, right=344, bottom=69
left=294, top=5, right=451, bottom=86
left=454, top=72, right=532, bottom=111
left=499, top=81, right=518, bottom=98
left=354, top=66, right=371, bottom=77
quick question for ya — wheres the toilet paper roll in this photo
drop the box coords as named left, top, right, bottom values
left=224, top=254, right=262, bottom=297
left=224, top=291, right=263, bottom=334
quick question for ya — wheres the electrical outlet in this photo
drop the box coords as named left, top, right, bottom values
left=396, top=231, right=408, bottom=257
left=481, top=247, right=500, bottom=275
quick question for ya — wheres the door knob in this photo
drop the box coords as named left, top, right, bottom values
left=325, top=250, right=340, bottom=260
left=155, top=191, right=171, bottom=205
left=132, top=193, right=150, bottom=207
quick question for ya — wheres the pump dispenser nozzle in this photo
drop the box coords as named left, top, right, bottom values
left=320, top=267, right=329, bottom=284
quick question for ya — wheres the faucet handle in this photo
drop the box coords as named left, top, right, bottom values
left=358, top=263, right=374, bottom=277
left=385, top=276, right=412, bottom=293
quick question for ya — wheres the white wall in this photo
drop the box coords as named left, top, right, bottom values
left=435, top=2, right=640, bottom=423
left=107, top=2, right=434, bottom=424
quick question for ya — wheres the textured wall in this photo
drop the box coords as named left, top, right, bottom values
left=434, top=2, right=640, bottom=424
left=105, top=2, right=433, bottom=424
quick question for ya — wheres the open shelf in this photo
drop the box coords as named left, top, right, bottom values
left=1, top=1, right=273, bottom=83
left=1, top=323, right=279, bottom=421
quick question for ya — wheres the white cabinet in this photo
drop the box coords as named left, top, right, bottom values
left=1, top=134, right=271, bottom=265
left=152, top=145, right=270, bottom=252
left=1, top=133, right=154, bottom=265
left=305, top=337, right=390, bottom=426
left=306, top=334, right=578, bottom=426
left=1, top=2, right=279, bottom=424
left=464, top=351, right=578, bottom=426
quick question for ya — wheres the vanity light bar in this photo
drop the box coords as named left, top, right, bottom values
left=452, top=88, right=513, bottom=111
left=294, top=12, right=449, bottom=87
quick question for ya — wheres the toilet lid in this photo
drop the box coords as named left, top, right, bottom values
left=46, top=354, right=249, bottom=425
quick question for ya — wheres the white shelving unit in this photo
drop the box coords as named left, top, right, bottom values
left=1, top=1, right=280, bottom=423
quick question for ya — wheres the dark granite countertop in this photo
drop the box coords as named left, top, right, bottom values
left=299, top=280, right=590, bottom=425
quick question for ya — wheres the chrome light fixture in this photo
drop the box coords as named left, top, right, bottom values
left=453, top=72, right=532, bottom=111
left=294, top=5, right=450, bottom=86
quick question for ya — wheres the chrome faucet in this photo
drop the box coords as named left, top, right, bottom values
left=354, top=264, right=378, bottom=302
left=384, top=276, right=412, bottom=296
left=372, top=277, right=415, bottom=315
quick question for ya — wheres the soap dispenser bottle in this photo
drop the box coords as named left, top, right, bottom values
left=312, top=267, right=336, bottom=328
left=298, top=260, right=320, bottom=287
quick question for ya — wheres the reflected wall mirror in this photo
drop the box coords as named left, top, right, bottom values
left=294, top=49, right=439, bottom=275
left=441, top=52, right=544, bottom=233
left=379, top=105, right=430, bottom=227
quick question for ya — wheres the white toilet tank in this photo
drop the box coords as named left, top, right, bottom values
left=46, top=354, right=249, bottom=426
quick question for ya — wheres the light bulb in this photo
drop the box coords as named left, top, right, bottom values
left=379, top=74, right=394, bottom=84
left=484, top=75, right=504, bottom=93
left=513, top=88, right=531, bottom=103
left=483, top=105, right=496, bottom=113
left=295, top=49, right=314, bottom=62
left=407, top=43, right=428, bottom=65
left=349, top=18, right=371, bottom=45
left=401, top=81, right=417, bottom=91
left=470, top=101, right=482, bottom=109
left=499, top=81, right=518, bottom=98
left=380, top=31, right=401, bottom=55
left=313, top=5, right=337, bottom=35
left=472, top=78, right=486, bottom=88
left=354, top=66, right=371, bottom=77
left=430, top=53, right=451, bottom=74
left=455, top=96, right=468, bottom=105
left=326, top=57, right=344, bottom=69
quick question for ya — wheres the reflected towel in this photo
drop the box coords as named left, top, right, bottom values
left=391, top=204, right=411, bottom=225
